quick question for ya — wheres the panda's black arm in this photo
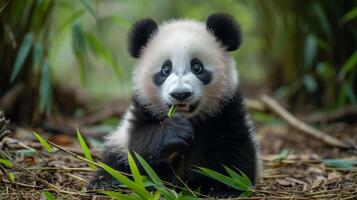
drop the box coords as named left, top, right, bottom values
left=128, top=105, right=194, bottom=164
left=88, top=107, right=194, bottom=190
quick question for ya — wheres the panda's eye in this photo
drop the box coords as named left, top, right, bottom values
left=161, top=61, right=172, bottom=76
left=191, top=59, right=204, bottom=74
left=191, top=64, right=203, bottom=74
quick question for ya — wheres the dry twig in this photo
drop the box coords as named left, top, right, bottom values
left=260, top=95, right=353, bottom=149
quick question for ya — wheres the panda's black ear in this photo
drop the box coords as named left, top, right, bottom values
left=128, top=18, right=158, bottom=58
left=206, top=13, right=241, bottom=51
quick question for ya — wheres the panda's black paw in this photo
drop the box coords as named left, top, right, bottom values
left=207, top=189, right=242, bottom=198
left=163, top=115, right=194, bottom=149
left=87, top=171, right=121, bottom=191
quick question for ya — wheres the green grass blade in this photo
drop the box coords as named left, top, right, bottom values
left=134, top=152, right=176, bottom=200
left=10, top=32, right=33, bottom=83
left=194, top=167, right=246, bottom=191
left=0, top=159, right=13, bottom=168
left=32, top=131, right=53, bottom=153
left=76, top=128, right=96, bottom=169
left=101, top=191, right=142, bottom=200
left=223, top=166, right=253, bottom=189
left=98, top=161, right=152, bottom=199
left=42, top=191, right=56, bottom=200
left=127, top=151, right=145, bottom=188
left=7, top=172, right=15, bottom=183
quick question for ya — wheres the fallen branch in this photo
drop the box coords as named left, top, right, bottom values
left=306, top=105, right=357, bottom=124
left=245, top=98, right=267, bottom=112
left=260, top=95, right=354, bottom=149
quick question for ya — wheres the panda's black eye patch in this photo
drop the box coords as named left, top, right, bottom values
left=153, top=60, right=172, bottom=86
left=191, top=58, right=212, bottom=85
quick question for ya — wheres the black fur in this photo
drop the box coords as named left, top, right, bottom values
left=191, top=58, right=212, bottom=85
left=206, top=13, right=241, bottom=51
left=88, top=88, right=258, bottom=197
left=128, top=18, right=158, bottom=58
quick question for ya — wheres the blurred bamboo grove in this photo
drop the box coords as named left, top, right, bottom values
left=0, top=0, right=356, bottom=124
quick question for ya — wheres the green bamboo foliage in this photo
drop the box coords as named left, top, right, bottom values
left=254, top=0, right=357, bottom=108
left=0, top=0, right=124, bottom=120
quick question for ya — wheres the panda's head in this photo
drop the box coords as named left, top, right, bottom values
left=130, top=13, right=241, bottom=118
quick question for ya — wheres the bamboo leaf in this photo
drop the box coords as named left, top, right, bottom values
left=152, top=191, right=161, bottom=200
left=342, top=82, right=357, bottom=104
left=42, top=191, right=56, bottom=200
left=240, top=190, right=254, bottom=197
left=98, top=161, right=152, bottom=199
left=0, top=159, right=13, bottom=168
left=342, top=7, right=357, bottom=23
left=273, top=148, right=290, bottom=161
left=127, top=152, right=144, bottom=188
left=79, top=0, right=97, bottom=20
left=7, top=172, right=15, bottom=183
left=58, top=10, right=85, bottom=32
left=32, top=41, right=43, bottom=71
left=134, top=152, right=176, bottom=200
left=77, top=128, right=96, bottom=169
left=339, top=50, right=357, bottom=79
left=194, top=167, right=248, bottom=191
left=302, top=74, right=318, bottom=93
left=10, top=32, right=33, bottom=83
left=223, top=165, right=253, bottom=189
left=304, top=34, right=317, bottom=69
left=32, top=131, right=53, bottom=153
left=72, top=22, right=88, bottom=85
left=324, top=159, right=357, bottom=171
left=85, top=33, right=123, bottom=77
left=39, top=60, right=52, bottom=114
left=100, top=191, right=142, bottom=200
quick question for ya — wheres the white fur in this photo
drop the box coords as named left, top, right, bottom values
left=105, top=105, right=134, bottom=151
left=133, top=19, right=239, bottom=118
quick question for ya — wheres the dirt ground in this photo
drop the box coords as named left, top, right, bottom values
left=0, top=116, right=356, bottom=199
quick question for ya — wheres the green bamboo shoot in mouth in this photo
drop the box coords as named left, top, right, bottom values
left=167, top=105, right=177, bottom=117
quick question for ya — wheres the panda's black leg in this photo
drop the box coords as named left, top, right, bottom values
left=87, top=150, right=129, bottom=190
left=195, top=133, right=258, bottom=198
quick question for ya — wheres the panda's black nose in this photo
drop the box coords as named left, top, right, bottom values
left=170, top=92, right=193, bottom=101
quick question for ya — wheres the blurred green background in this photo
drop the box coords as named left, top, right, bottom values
left=1, top=0, right=356, bottom=125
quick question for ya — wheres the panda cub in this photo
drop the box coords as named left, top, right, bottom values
left=89, top=13, right=260, bottom=197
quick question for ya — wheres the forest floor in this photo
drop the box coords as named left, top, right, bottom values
left=0, top=104, right=356, bottom=199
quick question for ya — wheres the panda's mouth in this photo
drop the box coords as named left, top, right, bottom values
left=175, top=103, right=191, bottom=112
left=169, top=101, right=199, bottom=113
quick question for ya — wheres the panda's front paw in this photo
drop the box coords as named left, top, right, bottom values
left=162, top=115, right=194, bottom=150
left=87, top=171, right=121, bottom=191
